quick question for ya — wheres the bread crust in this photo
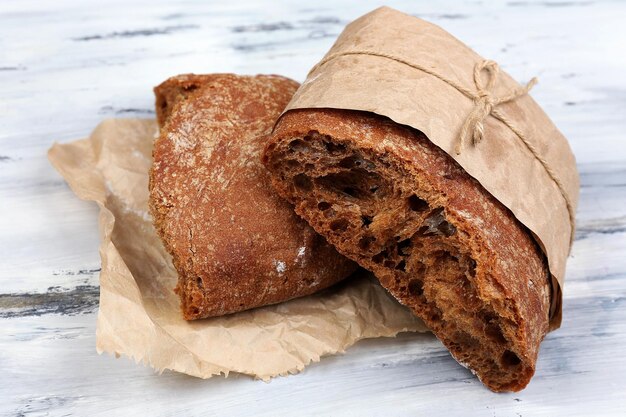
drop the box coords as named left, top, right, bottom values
left=263, top=108, right=550, bottom=391
left=150, top=75, right=356, bottom=320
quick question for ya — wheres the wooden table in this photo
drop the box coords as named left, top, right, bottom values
left=1, top=0, right=625, bottom=415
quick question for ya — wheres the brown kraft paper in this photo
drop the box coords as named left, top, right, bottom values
left=281, top=6, right=580, bottom=329
left=48, top=118, right=427, bottom=380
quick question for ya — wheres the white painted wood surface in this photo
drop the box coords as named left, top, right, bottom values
left=1, top=0, right=625, bottom=415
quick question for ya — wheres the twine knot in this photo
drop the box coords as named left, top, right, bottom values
left=456, top=60, right=537, bottom=154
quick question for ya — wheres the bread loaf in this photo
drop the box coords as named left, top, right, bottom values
left=150, top=75, right=356, bottom=320
left=263, top=108, right=550, bottom=391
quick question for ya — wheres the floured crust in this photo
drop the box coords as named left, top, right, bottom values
left=263, top=108, right=550, bottom=391
left=150, top=75, right=356, bottom=320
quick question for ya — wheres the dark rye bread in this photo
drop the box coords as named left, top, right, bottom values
left=150, top=75, right=356, bottom=320
left=262, top=109, right=551, bottom=392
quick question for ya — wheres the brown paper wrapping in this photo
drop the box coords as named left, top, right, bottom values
left=282, top=6, right=579, bottom=329
left=48, top=118, right=426, bottom=379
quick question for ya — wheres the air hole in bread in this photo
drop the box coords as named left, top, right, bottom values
left=339, top=156, right=357, bottom=168
left=468, top=258, right=477, bottom=277
left=486, top=323, right=507, bottom=344
left=502, top=350, right=522, bottom=367
left=324, top=140, right=346, bottom=153
left=432, top=250, right=457, bottom=265
left=383, top=259, right=396, bottom=268
left=358, top=235, right=376, bottom=250
left=408, top=278, right=424, bottom=295
left=408, top=194, right=429, bottom=212
left=372, top=250, right=387, bottom=264
left=289, top=139, right=309, bottom=152
left=316, top=170, right=383, bottom=200
left=182, top=84, right=199, bottom=92
left=317, top=201, right=331, bottom=211
left=294, top=174, right=312, bottom=191
left=339, top=156, right=375, bottom=170
left=343, top=187, right=358, bottom=197
left=397, top=238, right=412, bottom=254
left=418, top=208, right=457, bottom=237
left=330, top=218, right=349, bottom=232
left=480, top=310, right=507, bottom=343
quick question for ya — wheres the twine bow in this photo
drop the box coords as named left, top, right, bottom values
left=456, top=60, right=537, bottom=154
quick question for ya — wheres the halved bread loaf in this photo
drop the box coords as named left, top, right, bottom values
left=263, top=108, right=551, bottom=391
left=150, top=75, right=356, bottom=320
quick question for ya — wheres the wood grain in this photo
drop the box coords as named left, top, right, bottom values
left=1, top=0, right=625, bottom=415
